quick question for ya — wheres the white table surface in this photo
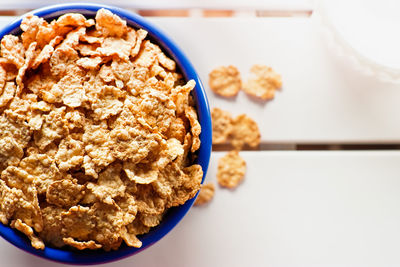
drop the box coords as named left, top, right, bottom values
left=0, top=15, right=400, bottom=267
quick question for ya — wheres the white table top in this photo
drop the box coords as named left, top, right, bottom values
left=0, top=14, right=400, bottom=267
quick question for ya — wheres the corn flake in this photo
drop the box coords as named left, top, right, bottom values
left=243, top=64, right=282, bottom=100
left=217, top=151, right=246, bottom=189
left=230, top=114, right=260, bottom=149
left=209, top=65, right=241, bottom=97
left=46, top=179, right=85, bottom=208
left=211, top=107, right=233, bottom=144
left=194, top=182, right=215, bottom=206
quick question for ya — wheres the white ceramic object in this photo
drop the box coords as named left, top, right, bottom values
left=313, top=0, right=400, bottom=83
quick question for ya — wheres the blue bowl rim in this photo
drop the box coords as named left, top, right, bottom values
left=0, top=2, right=212, bottom=265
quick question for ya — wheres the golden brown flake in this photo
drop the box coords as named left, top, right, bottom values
left=63, top=237, right=102, bottom=250
left=209, top=65, right=241, bottom=97
left=230, top=114, right=260, bottom=149
left=217, top=151, right=246, bottom=189
left=211, top=107, right=233, bottom=144
left=243, top=64, right=282, bottom=100
left=194, top=183, right=215, bottom=206
left=46, top=179, right=85, bottom=208
left=11, top=219, right=44, bottom=250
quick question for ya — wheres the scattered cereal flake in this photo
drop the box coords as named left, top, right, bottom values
left=0, top=35, right=25, bottom=68
left=166, top=117, right=186, bottom=143
left=77, top=43, right=101, bottom=56
left=1, top=166, right=43, bottom=231
left=86, top=163, right=126, bottom=205
left=95, top=8, right=128, bottom=38
left=131, top=29, right=147, bottom=57
left=156, top=138, right=184, bottom=168
left=28, top=113, right=43, bottom=131
left=185, top=106, right=201, bottom=153
left=175, top=133, right=193, bottom=167
left=0, top=137, right=24, bottom=170
left=194, top=182, right=215, bottom=206
left=25, top=73, right=57, bottom=96
left=90, top=202, right=128, bottom=251
left=16, top=42, right=37, bottom=96
left=135, top=184, right=166, bottom=215
left=171, top=80, right=195, bottom=115
left=0, top=61, right=18, bottom=81
left=97, top=37, right=133, bottom=61
left=63, top=237, right=102, bottom=250
left=98, top=64, right=115, bottom=83
left=243, top=64, right=282, bottom=100
left=82, top=123, right=115, bottom=171
left=80, top=34, right=103, bottom=44
left=153, top=162, right=202, bottom=207
left=169, top=164, right=203, bottom=207
left=64, top=110, right=85, bottom=130
left=123, top=161, right=158, bottom=184
left=31, top=36, right=63, bottom=69
left=217, top=151, right=246, bottom=189
left=61, top=205, right=94, bottom=241
left=39, top=206, right=65, bottom=248
left=36, top=24, right=57, bottom=49
left=230, top=114, right=260, bottom=149
left=11, top=219, right=44, bottom=250
left=139, top=213, right=163, bottom=228
left=18, top=153, right=62, bottom=195
left=126, top=218, right=150, bottom=237
left=49, top=45, right=80, bottom=77
left=0, top=113, right=31, bottom=147
left=209, top=65, right=241, bottom=97
left=211, top=107, right=233, bottom=144
left=34, top=107, right=68, bottom=149
left=59, top=27, right=86, bottom=49
left=0, top=115, right=30, bottom=170
left=157, top=50, right=175, bottom=71
left=132, top=41, right=158, bottom=68
left=150, top=63, right=167, bottom=80
left=58, top=72, right=87, bottom=108
left=55, top=136, right=84, bottom=171
left=120, top=226, right=142, bottom=248
left=20, top=14, right=46, bottom=48
left=0, top=180, right=23, bottom=224
left=76, top=56, right=103, bottom=69
left=89, top=85, right=125, bottom=120
left=111, top=59, right=134, bottom=82
left=139, top=89, right=176, bottom=134
left=109, top=124, right=160, bottom=163
left=56, top=13, right=87, bottom=27
left=46, top=179, right=85, bottom=208
left=115, top=195, right=137, bottom=225
left=0, top=82, right=16, bottom=109
left=62, top=202, right=134, bottom=251
left=0, top=65, right=5, bottom=90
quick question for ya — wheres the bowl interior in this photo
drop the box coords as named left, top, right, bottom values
left=0, top=3, right=211, bottom=265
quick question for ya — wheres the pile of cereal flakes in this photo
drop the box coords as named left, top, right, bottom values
left=0, top=9, right=203, bottom=251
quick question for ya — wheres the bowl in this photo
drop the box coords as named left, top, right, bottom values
left=0, top=3, right=212, bottom=265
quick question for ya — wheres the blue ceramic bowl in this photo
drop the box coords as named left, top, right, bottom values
left=0, top=3, right=211, bottom=265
